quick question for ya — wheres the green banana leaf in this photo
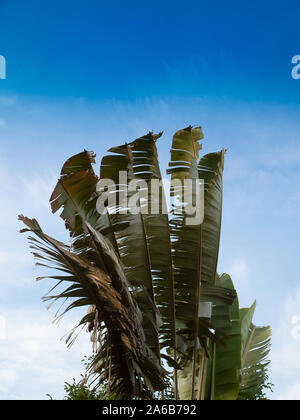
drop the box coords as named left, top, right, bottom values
left=168, top=127, right=235, bottom=399
left=209, top=274, right=242, bottom=400
left=238, top=302, right=271, bottom=400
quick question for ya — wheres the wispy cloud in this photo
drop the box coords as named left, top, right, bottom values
left=0, top=308, right=91, bottom=399
left=270, top=288, right=300, bottom=399
left=278, top=383, right=300, bottom=400
left=0, top=95, right=18, bottom=107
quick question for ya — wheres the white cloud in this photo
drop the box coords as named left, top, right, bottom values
left=21, top=172, right=57, bottom=210
left=278, top=383, right=300, bottom=400
left=227, top=257, right=249, bottom=281
left=270, top=288, right=300, bottom=400
left=0, top=316, right=6, bottom=340
left=0, top=251, right=30, bottom=265
left=218, top=256, right=255, bottom=309
left=0, top=94, right=17, bottom=106
left=0, top=161, right=66, bottom=289
left=0, top=368, right=17, bottom=390
left=0, top=308, right=92, bottom=400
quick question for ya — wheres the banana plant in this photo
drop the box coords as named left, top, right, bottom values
left=19, top=125, right=271, bottom=400
left=238, top=302, right=272, bottom=400
left=203, top=276, right=272, bottom=400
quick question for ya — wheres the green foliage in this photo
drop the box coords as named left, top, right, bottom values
left=205, top=278, right=272, bottom=400
left=62, top=378, right=103, bottom=400
left=47, top=356, right=175, bottom=401
left=208, top=274, right=242, bottom=400
left=238, top=303, right=273, bottom=400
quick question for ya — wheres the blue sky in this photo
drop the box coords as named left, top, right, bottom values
left=1, top=0, right=300, bottom=399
